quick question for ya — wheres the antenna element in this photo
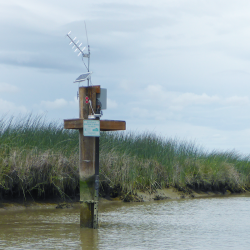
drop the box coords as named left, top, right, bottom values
left=66, top=28, right=91, bottom=86
left=66, top=31, right=89, bottom=58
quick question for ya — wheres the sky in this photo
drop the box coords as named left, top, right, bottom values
left=1, top=0, right=250, bottom=154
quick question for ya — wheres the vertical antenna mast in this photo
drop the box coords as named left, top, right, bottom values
left=85, top=21, right=90, bottom=87
left=88, top=45, right=90, bottom=87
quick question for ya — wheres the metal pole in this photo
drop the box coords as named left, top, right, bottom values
left=87, top=45, right=90, bottom=87
left=93, top=135, right=99, bottom=229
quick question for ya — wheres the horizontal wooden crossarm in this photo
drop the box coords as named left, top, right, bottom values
left=100, top=120, right=126, bottom=131
left=64, top=119, right=83, bottom=129
left=64, top=119, right=126, bottom=131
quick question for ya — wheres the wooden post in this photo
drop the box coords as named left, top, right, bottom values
left=79, top=86, right=97, bottom=228
left=64, top=85, right=126, bottom=229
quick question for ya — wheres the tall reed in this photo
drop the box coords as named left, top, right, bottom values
left=0, top=114, right=79, bottom=200
left=100, top=132, right=250, bottom=193
left=0, top=115, right=250, bottom=201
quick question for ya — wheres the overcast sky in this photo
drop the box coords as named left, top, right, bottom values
left=1, top=0, right=250, bottom=154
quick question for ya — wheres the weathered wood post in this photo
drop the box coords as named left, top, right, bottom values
left=79, top=85, right=97, bottom=228
left=64, top=85, right=126, bottom=228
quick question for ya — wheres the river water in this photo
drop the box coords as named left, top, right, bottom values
left=0, top=195, right=250, bottom=249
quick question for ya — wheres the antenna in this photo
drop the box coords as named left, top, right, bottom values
left=84, top=21, right=89, bottom=48
left=66, top=31, right=88, bottom=58
left=84, top=21, right=90, bottom=87
left=66, top=29, right=91, bottom=86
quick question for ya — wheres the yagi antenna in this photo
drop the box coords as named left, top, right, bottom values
left=66, top=31, right=88, bottom=58
left=66, top=29, right=91, bottom=86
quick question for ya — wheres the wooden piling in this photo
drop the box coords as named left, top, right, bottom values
left=79, top=86, right=98, bottom=228
left=64, top=85, right=126, bottom=229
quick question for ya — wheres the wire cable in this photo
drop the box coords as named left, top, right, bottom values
left=81, top=56, right=88, bottom=71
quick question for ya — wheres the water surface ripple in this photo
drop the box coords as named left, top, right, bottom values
left=0, top=196, right=250, bottom=249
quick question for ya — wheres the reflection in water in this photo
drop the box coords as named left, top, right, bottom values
left=80, top=228, right=98, bottom=250
left=0, top=196, right=250, bottom=249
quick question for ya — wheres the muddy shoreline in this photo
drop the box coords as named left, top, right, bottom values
left=0, top=187, right=249, bottom=211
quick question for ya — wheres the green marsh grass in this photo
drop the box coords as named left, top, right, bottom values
left=0, top=115, right=250, bottom=201
left=0, top=114, right=79, bottom=200
left=100, top=132, right=250, bottom=193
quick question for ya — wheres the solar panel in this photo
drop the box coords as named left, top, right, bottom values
left=74, top=72, right=92, bottom=83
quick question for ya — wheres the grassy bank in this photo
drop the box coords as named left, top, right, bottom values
left=0, top=115, right=79, bottom=200
left=0, top=115, right=250, bottom=201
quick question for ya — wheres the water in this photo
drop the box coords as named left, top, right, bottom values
left=0, top=196, right=250, bottom=249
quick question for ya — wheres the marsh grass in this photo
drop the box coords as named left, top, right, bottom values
left=0, top=115, right=79, bottom=200
left=100, top=132, right=250, bottom=193
left=0, top=115, right=250, bottom=201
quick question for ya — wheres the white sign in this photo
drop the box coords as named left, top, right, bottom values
left=83, top=120, right=100, bottom=137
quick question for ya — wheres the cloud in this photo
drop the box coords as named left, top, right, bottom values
left=172, top=93, right=220, bottom=107
left=0, top=98, right=27, bottom=113
left=40, top=97, right=78, bottom=110
left=0, top=47, right=82, bottom=72
left=130, top=107, right=149, bottom=119
left=2, top=0, right=250, bottom=154
left=222, top=96, right=249, bottom=106
left=123, top=84, right=250, bottom=131
left=119, top=80, right=137, bottom=92
left=0, top=82, right=19, bottom=93
left=41, top=99, right=68, bottom=109
left=107, top=98, right=117, bottom=109
left=143, top=85, right=249, bottom=110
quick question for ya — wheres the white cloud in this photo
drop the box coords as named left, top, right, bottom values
left=143, top=84, right=249, bottom=110
left=124, top=84, right=250, bottom=132
left=0, top=98, right=27, bottom=113
left=119, top=80, right=134, bottom=91
left=172, top=93, right=220, bottom=107
left=2, top=0, right=250, bottom=153
left=40, top=97, right=78, bottom=110
left=40, top=98, right=68, bottom=109
left=107, top=98, right=117, bottom=109
left=1, top=1, right=76, bottom=27
left=131, top=107, right=149, bottom=118
left=170, top=93, right=249, bottom=110
left=223, top=96, right=249, bottom=106
left=0, top=82, right=19, bottom=93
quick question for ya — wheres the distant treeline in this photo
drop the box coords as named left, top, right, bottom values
left=0, top=114, right=250, bottom=201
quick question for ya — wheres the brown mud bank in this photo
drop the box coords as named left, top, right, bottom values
left=0, top=187, right=249, bottom=212
left=134, top=187, right=250, bottom=202
left=1, top=184, right=249, bottom=211
left=100, top=185, right=250, bottom=202
left=99, top=180, right=249, bottom=202
left=0, top=196, right=80, bottom=212
left=1, top=189, right=250, bottom=212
